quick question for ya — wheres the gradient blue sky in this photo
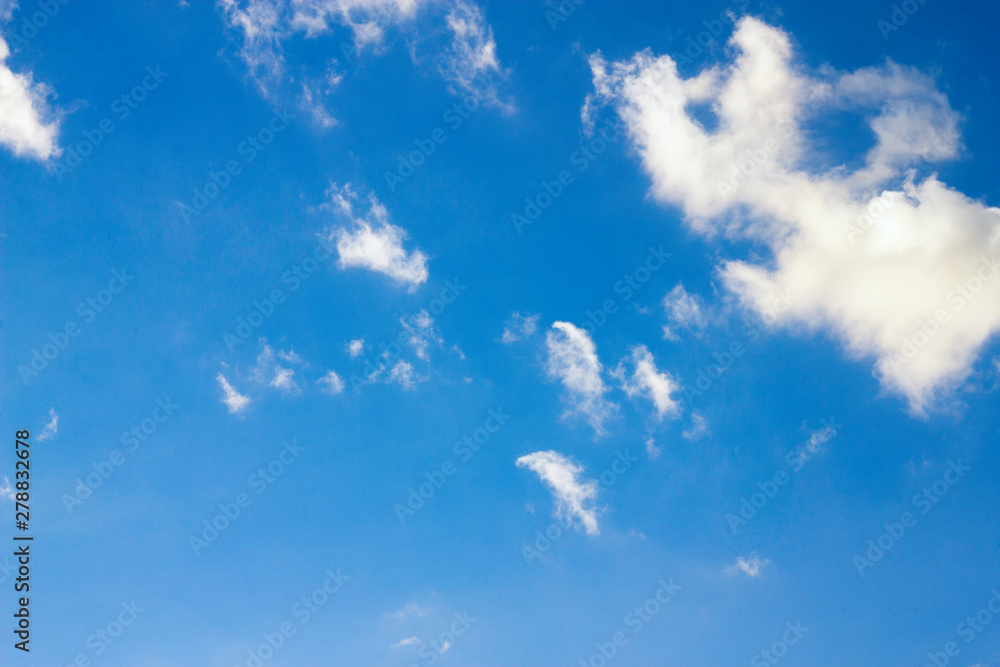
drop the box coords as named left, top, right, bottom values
left=2, top=1, right=1000, bottom=666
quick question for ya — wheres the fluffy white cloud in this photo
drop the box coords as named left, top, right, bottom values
left=500, top=311, right=539, bottom=344
left=724, top=551, right=770, bottom=578
left=586, top=16, right=1000, bottom=415
left=37, top=407, right=58, bottom=441
left=0, top=35, right=59, bottom=160
left=217, top=373, right=251, bottom=414
left=318, top=369, right=345, bottom=394
left=612, top=345, right=681, bottom=420
left=661, top=283, right=706, bottom=341
left=347, top=338, right=365, bottom=357
left=545, top=321, right=616, bottom=435
left=516, top=450, right=600, bottom=535
left=327, top=183, right=429, bottom=289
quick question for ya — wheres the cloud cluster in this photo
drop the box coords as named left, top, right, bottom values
left=516, top=450, right=600, bottom=535
left=218, top=0, right=508, bottom=114
left=586, top=16, right=1000, bottom=414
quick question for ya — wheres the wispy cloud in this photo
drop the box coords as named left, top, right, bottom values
left=612, top=345, right=682, bottom=420
left=37, top=408, right=58, bottom=441
left=545, top=321, right=616, bottom=435
left=516, top=450, right=600, bottom=535
left=216, top=373, right=251, bottom=414
left=499, top=312, right=539, bottom=344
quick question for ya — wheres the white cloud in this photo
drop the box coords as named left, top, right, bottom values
left=278, top=349, right=303, bottom=364
left=387, top=360, right=416, bottom=389
left=221, top=0, right=509, bottom=108
left=0, top=35, right=60, bottom=160
left=218, top=0, right=287, bottom=97
left=682, top=412, right=709, bottom=441
left=612, top=345, right=681, bottom=420
left=0, top=476, right=13, bottom=501
left=401, top=310, right=441, bottom=360
left=661, top=283, right=706, bottom=341
left=437, top=0, right=507, bottom=108
left=217, top=373, right=251, bottom=414
left=251, top=340, right=301, bottom=395
left=291, top=0, right=426, bottom=44
left=347, top=339, right=365, bottom=357
left=318, top=369, right=345, bottom=394
left=300, top=79, right=337, bottom=128
left=645, top=436, right=661, bottom=461
left=37, top=408, right=58, bottom=441
left=327, top=184, right=429, bottom=289
left=724, top=552, right=770, bottom=578
left=516, top=450, right=600, bottom=535
left=545, top=321, right=616, bottom=435
left=500, top=312, right=539, bottom=344
left=586, top=16, right=1000, bottom=415
left=787, top=425, right=836, bottom=467
left=391, top=636, right=420, bottom=649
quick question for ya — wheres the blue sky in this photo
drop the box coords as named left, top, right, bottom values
left=2, top=1, right=1000, bottom=665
